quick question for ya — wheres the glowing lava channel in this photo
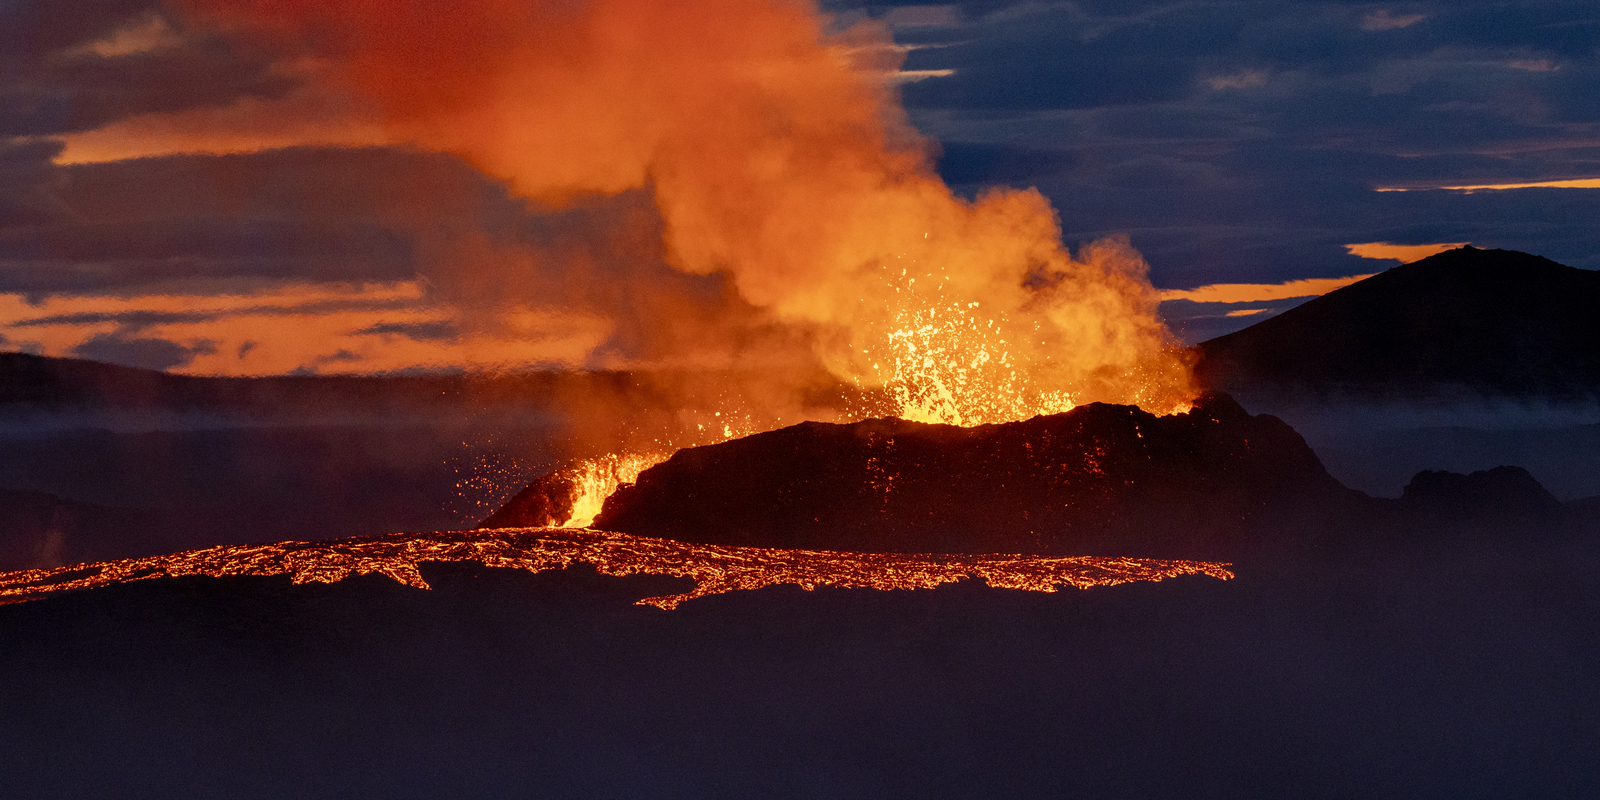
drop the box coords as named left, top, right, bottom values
left=0, top=528, right=1233, bottom=610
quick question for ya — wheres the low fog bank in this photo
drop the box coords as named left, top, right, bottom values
left=0, top=420, right=566, bottom=571
left=1234, top=393, right=1600, bottom=501
left=0, top=355, right=858, bottom=571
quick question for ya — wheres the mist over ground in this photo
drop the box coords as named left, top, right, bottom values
left=3, top=520, right=1597, bottom=799
left=1239, top=396, right=1600, bottom=500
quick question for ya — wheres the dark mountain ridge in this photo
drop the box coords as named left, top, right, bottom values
left=1195, top=247, right=1600, bottom=400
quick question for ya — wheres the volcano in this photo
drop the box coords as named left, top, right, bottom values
left=484, top=394, right=1347, bottom=560
left=1195, top=247, right=1600, bottom=400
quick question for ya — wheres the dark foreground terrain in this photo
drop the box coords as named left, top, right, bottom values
left=2, top=521, right=1596, bottom=799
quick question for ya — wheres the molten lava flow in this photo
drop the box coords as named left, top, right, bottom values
left=561, top=453, right=666, bottom=528
left=164, top=0, right=1196, bottom=425
left=0, top=528, right=1233, bottom=610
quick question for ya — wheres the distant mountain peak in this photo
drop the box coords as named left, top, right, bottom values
left=1194, top=248, right=1600, bottom=400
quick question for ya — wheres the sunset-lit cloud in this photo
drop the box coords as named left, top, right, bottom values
left=65, top=12, right=185, bottom=59
left=1376, top=178, right=1600, bottom=192
left=0, top=282, right=611, bottom=375
left=891, top=69, right=956, bottom=84
left=6, top=0, right=1600, bottom=377
left=53, top=82, right=396, bottom=165
left=1158, top=274, right=1377, bottom=304
left=1344, top=242, right=1470, bottom=262
left=1360, top=10, right=1428, bottom=31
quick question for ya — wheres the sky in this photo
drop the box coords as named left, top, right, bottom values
left=2, top=0, right=1597, bottom=374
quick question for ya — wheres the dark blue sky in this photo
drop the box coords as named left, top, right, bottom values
left=870, top=2, right=1600, bottom=275
left=834, top=1, right=1600, bottom=339
left=1, top=0, right=1596, bottom=368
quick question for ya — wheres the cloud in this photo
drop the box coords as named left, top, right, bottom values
left=69, top=331, right=214, bottom=371
left=51, top=82, right=395, bottom=164
left=1205, top=69, right=1269, bottom=90
left=5, top=295, right=426, bottom=331
left=0, top=139, right=64, bottom=226
left=8, top=0, right=1600, bottom=380
left=0, top=280, right=615, bottom=375
left=1157, top=296, right=1303, bottom=345
left=353, top=320, right=460, bottom=342
left=65, top=11, right=185, bottom=59
left=1344, top=241, right=1470, bottom=261
left=1379, top=178, right=1600, bottom=192
left=881, top=5, right=962, bottom=29
left=1158, top=274, right=1378, bottom=304
left=0, top=2, right=295, bottom=138
left=0, top=148, right=513, bottom=295
left=1506, top=59, right=1559, bottom=73
left=877, top=0, right=1600, bottom=286
left=291, top=348, right=363, bottom=375
left=1361, top=11, right=1428, bottom=32
left=0, top=144, right=805, bottom=373
left=892, top=69, right=957, bottom=83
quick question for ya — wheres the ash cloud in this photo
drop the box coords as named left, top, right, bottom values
left=119, top=0, right=1195, bottom=413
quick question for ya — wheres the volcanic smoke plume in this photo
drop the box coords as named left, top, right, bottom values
left=169, top=0, right=1193, bottom=422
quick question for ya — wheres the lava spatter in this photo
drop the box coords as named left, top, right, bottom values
left=0, top=528, right=1232, bottom=610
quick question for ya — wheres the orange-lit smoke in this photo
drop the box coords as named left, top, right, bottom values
left=169, top=0, right=1194, bottom=422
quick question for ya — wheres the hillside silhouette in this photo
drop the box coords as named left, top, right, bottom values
left=1194, top=247, right=1600, bottom=399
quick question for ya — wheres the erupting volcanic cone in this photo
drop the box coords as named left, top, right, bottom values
left=576, top=394, right=1348, bottom=560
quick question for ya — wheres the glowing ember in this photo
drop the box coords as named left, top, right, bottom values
left=0, top=528, right=1233, bottom=610
left=872, top=270, right=1077, bottom=426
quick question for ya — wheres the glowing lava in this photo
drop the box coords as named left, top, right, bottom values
left=561, top=453, right=667, bottom=528
left=0, top=528, right=1232, bottom=610
left=874, top=280, right=1077, bottom=426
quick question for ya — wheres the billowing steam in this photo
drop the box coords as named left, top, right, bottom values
left=169, top=0, right=1194, bottom=423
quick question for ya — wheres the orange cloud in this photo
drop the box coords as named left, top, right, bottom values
left=54, top=80, right=396, bottom=164
left=1344, top=242, right=1468, bottom=262
left=1158, top=274, right=1376, bottom=304
left=0, top=283, right=611, bottom=376
left=1376, top=178, right=1600, bottom=192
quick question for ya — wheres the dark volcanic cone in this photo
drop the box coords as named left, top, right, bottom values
left=592, top=394, right=1348, bottom=559
left=478, top=465, right=584, bottom=529
left=1194, top=247, right=1600, bottom=400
